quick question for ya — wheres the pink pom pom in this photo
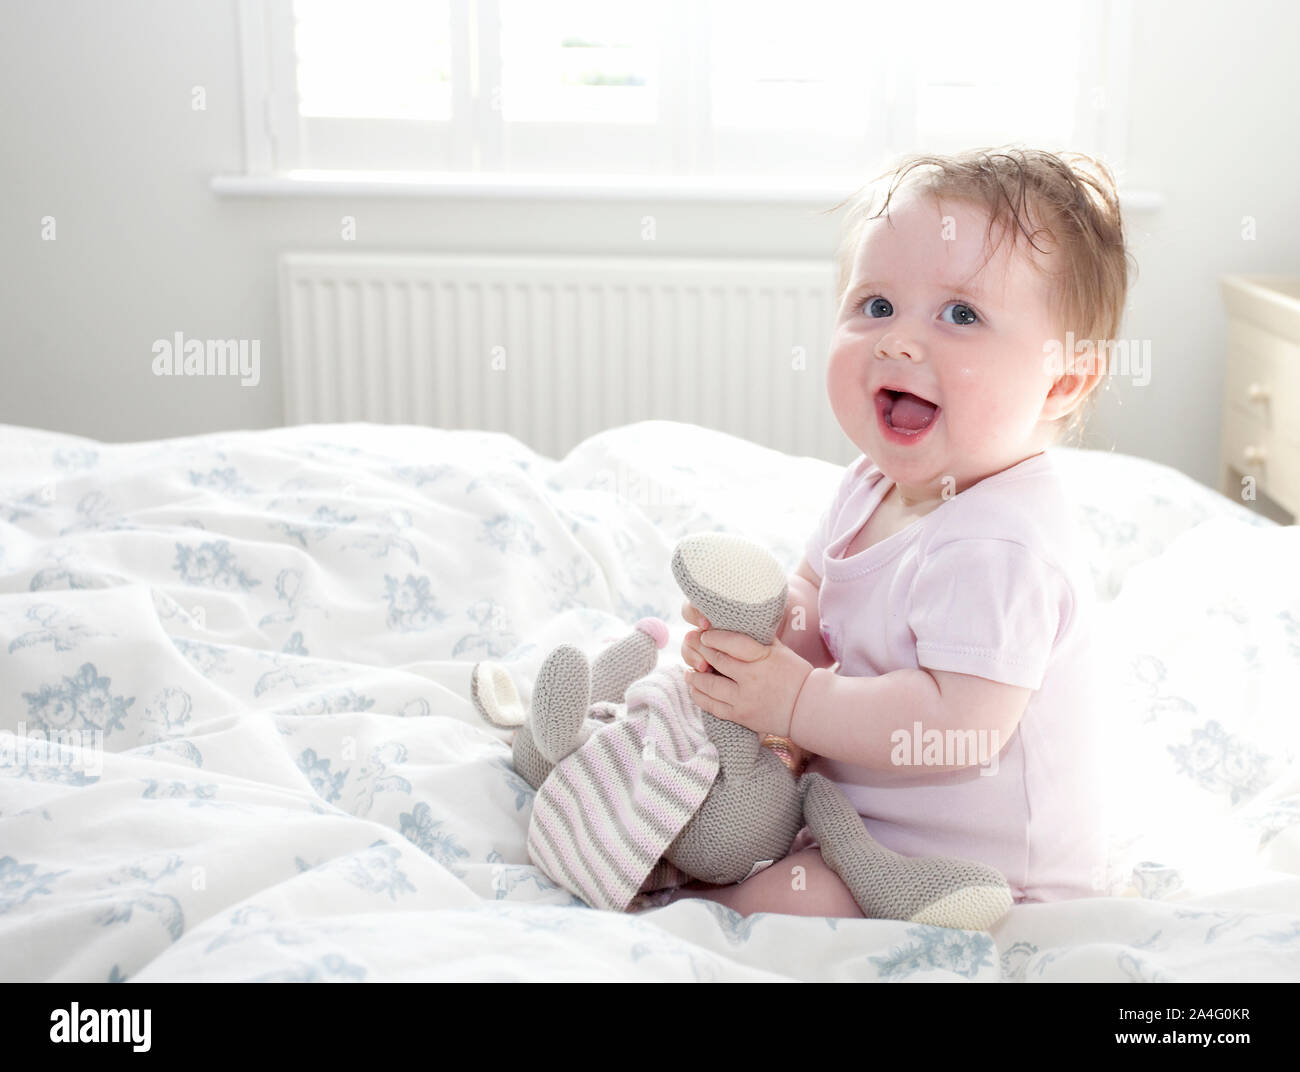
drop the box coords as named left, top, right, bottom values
left=633, top=617, right=669, bottom=649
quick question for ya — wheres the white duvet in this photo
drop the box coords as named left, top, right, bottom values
left=1, top=419, right=1297, bottom=982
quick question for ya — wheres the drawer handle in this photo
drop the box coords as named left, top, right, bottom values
left=1246, top=382, right=1271, bottom=403
left=1243, top=445, right=1268, bottom=465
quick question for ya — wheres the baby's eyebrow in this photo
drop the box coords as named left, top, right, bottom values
left=852, top=279, right=990, bottom=300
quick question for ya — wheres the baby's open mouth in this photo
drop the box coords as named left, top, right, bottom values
left=877, top=388, right=940, bottom=433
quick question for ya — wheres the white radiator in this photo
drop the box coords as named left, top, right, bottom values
left=278, top=252, right=844, bottom=461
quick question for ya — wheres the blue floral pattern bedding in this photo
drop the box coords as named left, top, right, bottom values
left=0, top=420, right=1297, bottom=981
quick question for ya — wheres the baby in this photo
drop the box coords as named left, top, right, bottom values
left=673, top=147, right=1133, bottom=917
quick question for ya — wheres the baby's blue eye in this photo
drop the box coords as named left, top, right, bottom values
left=859, top=297, right=979, bottom=325
left=942, top=301, right=979, bottom=326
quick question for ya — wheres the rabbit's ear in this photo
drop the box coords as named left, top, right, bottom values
left=470, top=662, right=526, bottom=728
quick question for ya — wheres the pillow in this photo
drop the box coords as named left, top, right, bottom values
left=1051, top=447, right=1276, bottom=602
left=1094, top=517, right=1300, bottom=896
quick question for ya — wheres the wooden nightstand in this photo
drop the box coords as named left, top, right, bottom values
left=1219, top=276, right=1300, bottom=523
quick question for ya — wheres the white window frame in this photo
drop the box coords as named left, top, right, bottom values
left=221, top=0, right=1158, bottom=210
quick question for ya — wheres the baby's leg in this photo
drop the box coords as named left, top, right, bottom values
left=669, top=848, right=865, bottom=919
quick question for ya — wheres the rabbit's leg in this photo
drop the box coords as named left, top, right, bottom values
left=509, top=622, right=668, bottom=790
left=511, top=725, right=553, bottom=792
left=530, top=645, right=594, bottom=765
left=672, top=533, right=788, bottom=646
left=800, top=772, right=1014, bottom=930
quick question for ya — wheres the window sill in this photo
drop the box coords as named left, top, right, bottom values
left=211, top=170, right=1164, bottom=212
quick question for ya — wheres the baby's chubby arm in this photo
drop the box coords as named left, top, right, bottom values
left=788, top=665, right=1033, bottom=773
left=770, top=559, right=834, bottom=769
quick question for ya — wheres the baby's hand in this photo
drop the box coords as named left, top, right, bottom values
left=680, top=600, right=713, bottom=672
left=684, top=631, right=813, bottom=739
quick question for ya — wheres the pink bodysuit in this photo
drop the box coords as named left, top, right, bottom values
left=796, top=450, right=1107, bottom=903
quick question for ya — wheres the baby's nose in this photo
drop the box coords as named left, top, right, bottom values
left=875, top=334, right=921, bottom=361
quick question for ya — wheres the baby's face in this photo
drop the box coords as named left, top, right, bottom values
left=827, top=189, right=1066, bottom=500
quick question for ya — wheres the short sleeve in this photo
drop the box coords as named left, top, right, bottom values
left=906, top=538, right=1073, bottom=690
left=804, top=454, right=868, bottom=580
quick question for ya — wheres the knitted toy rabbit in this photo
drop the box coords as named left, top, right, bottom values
left=470, top=532, right=1014, bottom=930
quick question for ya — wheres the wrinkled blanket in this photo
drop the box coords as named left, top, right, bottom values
left=1, top=420, right=1298, bottom=981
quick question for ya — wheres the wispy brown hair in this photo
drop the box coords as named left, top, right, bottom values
left=826, top=146, right=1137, bottom=443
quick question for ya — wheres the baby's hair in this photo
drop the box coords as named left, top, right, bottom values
left=825, top=146, right=1138, bottom=445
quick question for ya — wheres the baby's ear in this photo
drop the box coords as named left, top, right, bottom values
left=1042, top=371, right=1097, bottom=423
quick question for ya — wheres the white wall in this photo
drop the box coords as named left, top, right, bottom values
left=2, top=0, right=1298, bottom=484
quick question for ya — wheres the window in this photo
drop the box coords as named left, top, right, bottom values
left=235, top=0, right=1131, bottom=185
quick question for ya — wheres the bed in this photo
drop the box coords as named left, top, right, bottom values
left=1, top=418, right=1297, bottom=982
